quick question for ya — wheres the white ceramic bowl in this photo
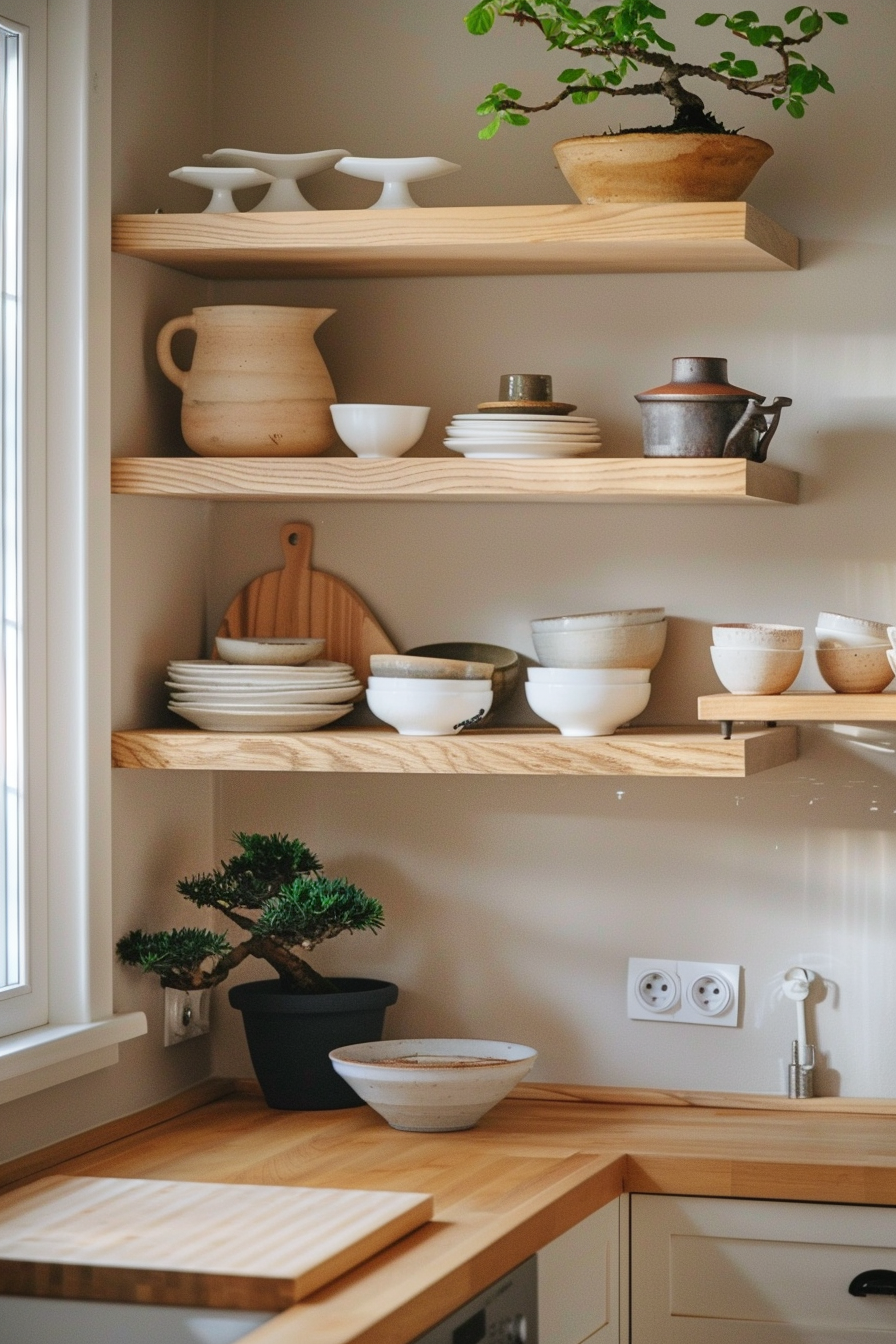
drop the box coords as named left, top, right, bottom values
left=817, top=645, right=894, bottom=694
left=816, top=612, right=890, bottom=647
left=215, top=636, right=326, bottom=666
left=712, top=624, right=803, bottom=650
left=525, top=681, right=651, bottom=736
left=366, top=677, right=493, bottom=736
left=531, top=620, right=666, bottom=670
left=710, top=646, right=803, bottom=695
left=330, top=404, right=430, bottom=459
left=531, top=608, right=664, bottom=632
left=527, top=666, right=650, bottom=684
left=328, top=1038, right=537, bottom=1132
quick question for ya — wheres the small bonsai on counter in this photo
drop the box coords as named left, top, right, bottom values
left=466, top=2, right=848, bottom=137
left=117, top=831, right=384, bottom=995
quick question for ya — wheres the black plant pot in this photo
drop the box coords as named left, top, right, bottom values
left=228, top=976, right=399, bottom=1111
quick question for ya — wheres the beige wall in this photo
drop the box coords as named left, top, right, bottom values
left=205, top=0, right=896, bottom=1097
left=5, top=0, right=896, bottom=1161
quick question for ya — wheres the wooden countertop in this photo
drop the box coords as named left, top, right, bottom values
left=3, top=1081, right=896, bottom=1344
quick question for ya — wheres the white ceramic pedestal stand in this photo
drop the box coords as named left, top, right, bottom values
left=334, top=156, right=461, bottom=208
left=203, top=148, right=351, bottom=211
left=168, top=166, right=274, bottom=213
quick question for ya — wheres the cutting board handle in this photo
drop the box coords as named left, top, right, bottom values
left=281, top=522, right=313, bottom=572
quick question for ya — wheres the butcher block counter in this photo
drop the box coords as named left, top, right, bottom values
left=3, top=1080, right=896, bottom=1344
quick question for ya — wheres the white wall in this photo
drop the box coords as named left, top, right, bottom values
left=203, top=0, right=896, bottom=1097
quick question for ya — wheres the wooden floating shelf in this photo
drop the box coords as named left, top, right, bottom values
left=111, top=202, right=799, bottom=279
left=700, top=692, right=896, bottom=724
left=110, top=456, right=799, bottom=505
left=111, top=725, right=798, bottom=777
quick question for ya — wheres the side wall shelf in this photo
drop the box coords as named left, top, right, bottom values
left=111, top=202, right=799, bottom=279
left=110, top=457, right=799, bottom=505
left=700, top=693, right=896, bottom=724
left=111, top=726, right=798, bottom=778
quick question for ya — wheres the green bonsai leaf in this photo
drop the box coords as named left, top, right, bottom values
left=254, top=876, right=384, bottom=949
left=116, top=927, right=231, bottom=978
left=177, top=831, right=322, bottom=912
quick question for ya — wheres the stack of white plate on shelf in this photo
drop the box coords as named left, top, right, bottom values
left=166, top=659, right=362, bottom=732
left=443, top=413, right=602, bottom=460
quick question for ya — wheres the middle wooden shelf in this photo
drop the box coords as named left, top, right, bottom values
left=700, top=693, right=896, bottom=724
left=111, top=725, right=797, bottom=777
left=110, top=456, right=799, bottom=504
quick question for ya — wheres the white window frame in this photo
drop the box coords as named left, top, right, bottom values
left=0, top=0, right=144, bottom=1101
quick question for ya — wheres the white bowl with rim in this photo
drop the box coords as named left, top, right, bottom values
left=525, top=681, right=650, bottom=736
left=215, top=636, right=325, bottom=666
left=330, top=404, right=430, bottom=459
left=329, top=1038, right=537, bottom=1132
left=366, top=677, right=493, bottom=736
left=531, top=608, right=664, bottom=632
left=527, top=666, right=650, bottom=684
left=816, top=613, right=890, bottom=648
left=531, top=620, right=666, bottom=670
left=712, top=624, right=803, bottom=650
left=710, top=646, right=803, bottom=695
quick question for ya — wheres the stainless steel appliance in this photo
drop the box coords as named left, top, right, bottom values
left=411, top=1256, right=537, bottom=1344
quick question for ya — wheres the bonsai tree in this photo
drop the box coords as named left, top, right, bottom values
left=466, top=2, right=848, bottom=138
left=117, top=831, right=384, bottom=995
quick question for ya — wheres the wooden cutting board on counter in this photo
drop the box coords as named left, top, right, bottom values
left=0, top=1175, right=433, bottom=1310
left=216, top=520, right=397, bottom=681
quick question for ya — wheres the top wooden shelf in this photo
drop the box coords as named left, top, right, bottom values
left=111, top=202, right=799, bottom=279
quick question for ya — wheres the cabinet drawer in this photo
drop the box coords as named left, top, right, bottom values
left=632, top=1194, right=896, bottom=1343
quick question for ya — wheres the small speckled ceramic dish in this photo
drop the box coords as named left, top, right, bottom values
left=215, top=636, right=326, bottom=666
left=329, top=1038, right=538, bottom=1132
left=817, top=645, right=893, bottom=694
left=369, top=653, right=494, bottom=681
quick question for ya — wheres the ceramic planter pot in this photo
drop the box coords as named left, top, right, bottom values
left=552, top=132, right=773, bottom=204
left=228, top=976, right=399, bottom=1110
left=156, top=304, right=338, bottom=457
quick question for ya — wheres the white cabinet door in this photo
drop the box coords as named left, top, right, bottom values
left=538, top=1200, right=620, bottom=1344
left=631, top=1193, right=896, bottom=1343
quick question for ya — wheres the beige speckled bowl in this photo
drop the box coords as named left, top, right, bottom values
left=817, top=645, right=894, bottom=694
left=712, top=624, right=803, bottom=651
left=369, top=653, right=493, bottom=681
left=531, top=619, right=667, bottom=670
left=710, top=646, right=803, bottom=695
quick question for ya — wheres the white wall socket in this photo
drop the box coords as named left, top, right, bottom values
left=627, top=958, right=741, bottom=1028
left=164, top=987, right=211, bottom=1046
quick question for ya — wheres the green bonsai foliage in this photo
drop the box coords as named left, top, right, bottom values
left=117, top=832, right=384, bottom=994
left=465, top=2, right=848, bottom=138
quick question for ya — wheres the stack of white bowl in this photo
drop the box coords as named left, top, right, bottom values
left=710, top=624, right=804, bottom=694
left=815, top=612, right=894, bottom=693
left=167, top=637, right=362, bottom=731
left=443, top=413, right=601, bottom=460
left=366, top=653, right=494, bottom=736
left=525, top=608, right=665, bottom=736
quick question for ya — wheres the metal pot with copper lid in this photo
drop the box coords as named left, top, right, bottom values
left=635, top=357, right=791, bottom=460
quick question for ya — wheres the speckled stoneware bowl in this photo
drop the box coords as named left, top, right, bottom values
left=407, top=642, right=520, bottom=707
left=817, top=645, right=893, bottom=694
left=712, top=624, right=803, bottom=651
left=329, top=1038, right=538, bottom=1132
left=711, top=646, right=803, bottom=695
left=816, top=613, right=890, bottom=648
left=369, top=653, right=494, bottom=681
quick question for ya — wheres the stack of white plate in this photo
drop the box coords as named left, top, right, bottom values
left=166, top=659, right=362, bottom=732
left=444, top=413, right=602, bottom=460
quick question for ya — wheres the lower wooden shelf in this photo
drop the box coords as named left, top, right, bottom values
left=110, top=456, right=799, bottom=505
left=700, top=693, right=896, bottom=724
left=111, top=725, right=798, bottom=777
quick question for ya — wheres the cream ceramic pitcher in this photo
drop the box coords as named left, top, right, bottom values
left=156, top=305, right=337, bottom=457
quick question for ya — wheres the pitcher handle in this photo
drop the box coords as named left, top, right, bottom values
left=723, top=396, right=793, bottom=462
left=156, top=314, right=197, bottom=391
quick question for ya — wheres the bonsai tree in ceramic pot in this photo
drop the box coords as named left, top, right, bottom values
left=117, top=832, right=395, bottom=1111
left=465, top=2, right=848, bottom=201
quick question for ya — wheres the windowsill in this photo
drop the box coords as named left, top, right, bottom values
left=0, top=1013, right=147, bottom=1103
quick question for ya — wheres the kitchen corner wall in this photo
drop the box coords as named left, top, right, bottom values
left=205, top=0, right=896, bottom=1097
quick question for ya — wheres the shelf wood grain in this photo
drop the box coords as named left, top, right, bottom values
left=111, top=725, right=798, bottom=777
left=110, top=456, right=799, bottom=504
left=700, top=693, right=896, bottom=723
left=111, top=202, right=799, bottom=278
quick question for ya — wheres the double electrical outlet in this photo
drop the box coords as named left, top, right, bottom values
left=627, top=957, right=741, bottom=1027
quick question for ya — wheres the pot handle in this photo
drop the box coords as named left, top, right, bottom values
left=723, top=396, right=793, bottom=462
left=156, top=314, right=197, bottom=391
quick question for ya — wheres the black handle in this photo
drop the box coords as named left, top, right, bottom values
left=849, top=1269, right=896, bottom=1297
